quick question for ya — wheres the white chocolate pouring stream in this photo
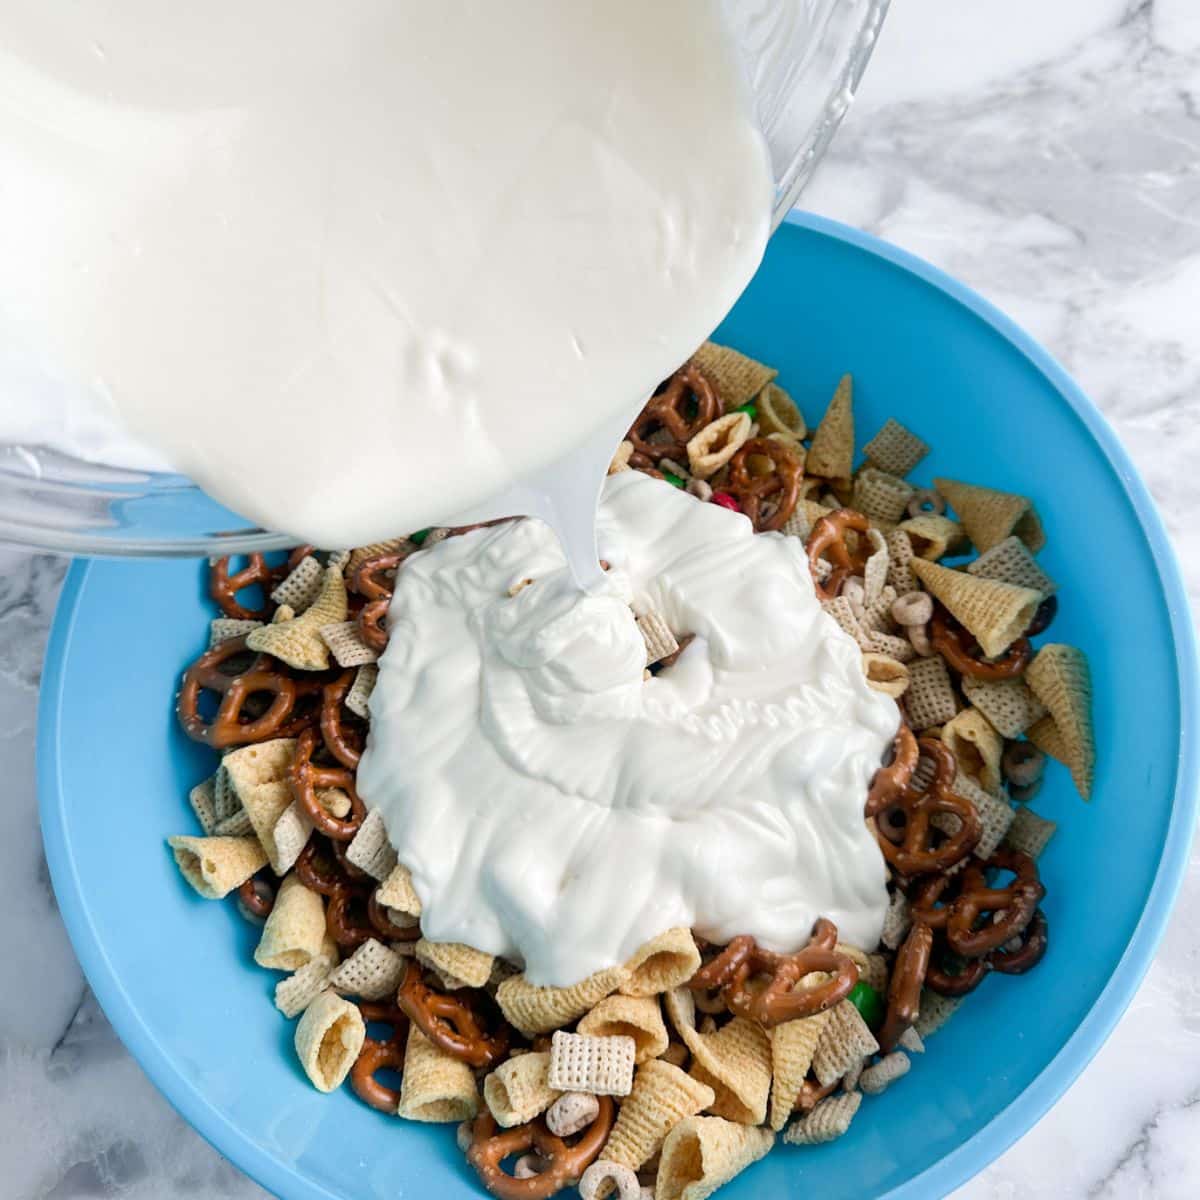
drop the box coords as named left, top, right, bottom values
left=359, top=473, right=897, bottom=986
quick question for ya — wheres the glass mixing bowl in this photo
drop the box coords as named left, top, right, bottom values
left=0, top=0, right=889, bottom=558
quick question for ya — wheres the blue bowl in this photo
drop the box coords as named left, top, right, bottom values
left=39, top=213, right=1199, bottom=1199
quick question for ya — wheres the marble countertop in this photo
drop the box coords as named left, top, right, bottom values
left=3, top=2, right=1199, bottom=1197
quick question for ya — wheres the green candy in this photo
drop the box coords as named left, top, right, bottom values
left=733, top=401, right=758, bottom=420
left=847, top=980, right=885, bottom=1030
left=662, top=471, right=685, bottom=489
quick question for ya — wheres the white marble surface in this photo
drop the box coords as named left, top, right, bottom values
left=2, top=2, right=1199, bottom=1197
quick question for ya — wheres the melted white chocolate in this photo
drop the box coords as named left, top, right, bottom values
left=359, top=472, right=897, bottom=986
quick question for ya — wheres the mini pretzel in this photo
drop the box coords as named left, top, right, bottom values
left=870, top=738, right=982, bottom=876
left=396, top=962, right=510, bottom=1069
left=467, top=1096, right=614, bottom=1200
left=923, top=939, right=990, bottom=997
left=177, top=636, right=297, bottom=749
left=236, top=875, right=275, bottom=922
left=209, top=546, right=312, bottom=619
left=866, top=724, right=919, bottom=817
left=931, top=606, right=1032, bottom=681
left=723, top=920, right=858, bottom=1026
left=326, top=885, right=376, bottom=950
left=351, top=552, right=406, bottom=652
left=275, top=676, right=326, bottom=739
left=724, top=437, right=804, bottom=532
left=627, top=364, right=722, bottom=464
left=797, top=1077, right=840, bottom=1113
left=350, top=1002, right=410, bottom=1112
left=321, top=670, right=366, bottom=768
left=290, top=727, right=367, bottom=841
left=806, top=509, right=871, bottom=600
left=367, top=889, right=420, bottom=942
left=1025, top=595, right=1057, bottom=637
left=688, top=935, right=755, bottom=991
left=294, top=836, right=347, bottom=897
left=945, top=850, right=1044, bottom=958
left=877, top=921, right=931, bottom=1053
left=988, top=908, right=1049, bottom=975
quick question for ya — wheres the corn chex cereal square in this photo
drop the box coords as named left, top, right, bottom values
left=547, top=1030, right=636, bottom=1097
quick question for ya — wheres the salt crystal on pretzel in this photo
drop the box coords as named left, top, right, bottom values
left=397, top=1023, right=480, bottom=1122
left=935, top=477, right=1046, bottom=555
left=860, top=1051, right=911, bottom=1097
left=961, top=676, right=1047, bottom=738
left=579, top=995, right=669, bottom=1065
left=483, top=1051, right=561, bottom=1127
left=209, top=617, right=264, bottom=649
left=344, top=663, right=378, bottom=719
left=756, top=381, right=806, bottom=441
left=637, top=610, right=680, bottom=667
left=911, top=559, right=1041, bottom=658
left=896, top=513, right=968, bottom=561
left=663, top=989, right=771, bottom=1126
left=1003, top=807, right=1057, bottom=859
left=621, top=928, right=701, bottom=997
left=415, top=939, right=495, bottom=990
left=967, top=535, right=1057, bottom=594
left=254, top=874, right=328, bottom=971
left=690, top=341, right=776, bottom=410
left=686, top=412, right=752, bottom=480
left=657, top=1116, right=773, bottom=1200
left=345, top=808, right=398, bottom=881
left=294, top=990, right=365, bottom=1093
left=326, top=937, right=407, bottom=1001
left=853, top=468, right=914, bottom=526
left=863, top=417, right=929, bottom=478
left=941, top=707, right=1004, bottom=794
left=497, top=964, right=631, bottom=1037
left=167, top=835, right=266, bottom=900
left=904, top=656, right=960, bottom=730
left=861, top=652, right=909, bottom=700
left=767, top=1012, right=830, bottom=1132
left=812, top=1000, right=879, bottom=1087
left=601, top=1060, right=715, bottom=1175
left=784, top=1090, right=862, bottom=1145
left=188, top=778, right=219, bottom=835
left=806, top=374, right=854, bottom=481
left=548, top=1031, right=637, bottom=1097
left=269, top=554, right=324, bottom=612
left=885, top=528, right=920, bottom=595
left=1026, top=643, right=1095, bottom=799
left=318, top=621, right=379, bottom=668
left=246, top=565, right=348, bottom=672
left=275, top=952, right=338, bottom=1019
left=377, top=862, right=422, bottom=917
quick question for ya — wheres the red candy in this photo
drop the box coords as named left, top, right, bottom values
left=711, top=491, right=741, bottom=513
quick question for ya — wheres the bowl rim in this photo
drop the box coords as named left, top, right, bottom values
left=38, top=211, right=1200, bottom=1200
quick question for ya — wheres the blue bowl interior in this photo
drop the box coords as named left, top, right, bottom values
left=39, top=215, right=1198, bottom=1200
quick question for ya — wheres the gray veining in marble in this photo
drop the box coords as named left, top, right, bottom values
left=2, top=2, right=1199, bottom=1197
